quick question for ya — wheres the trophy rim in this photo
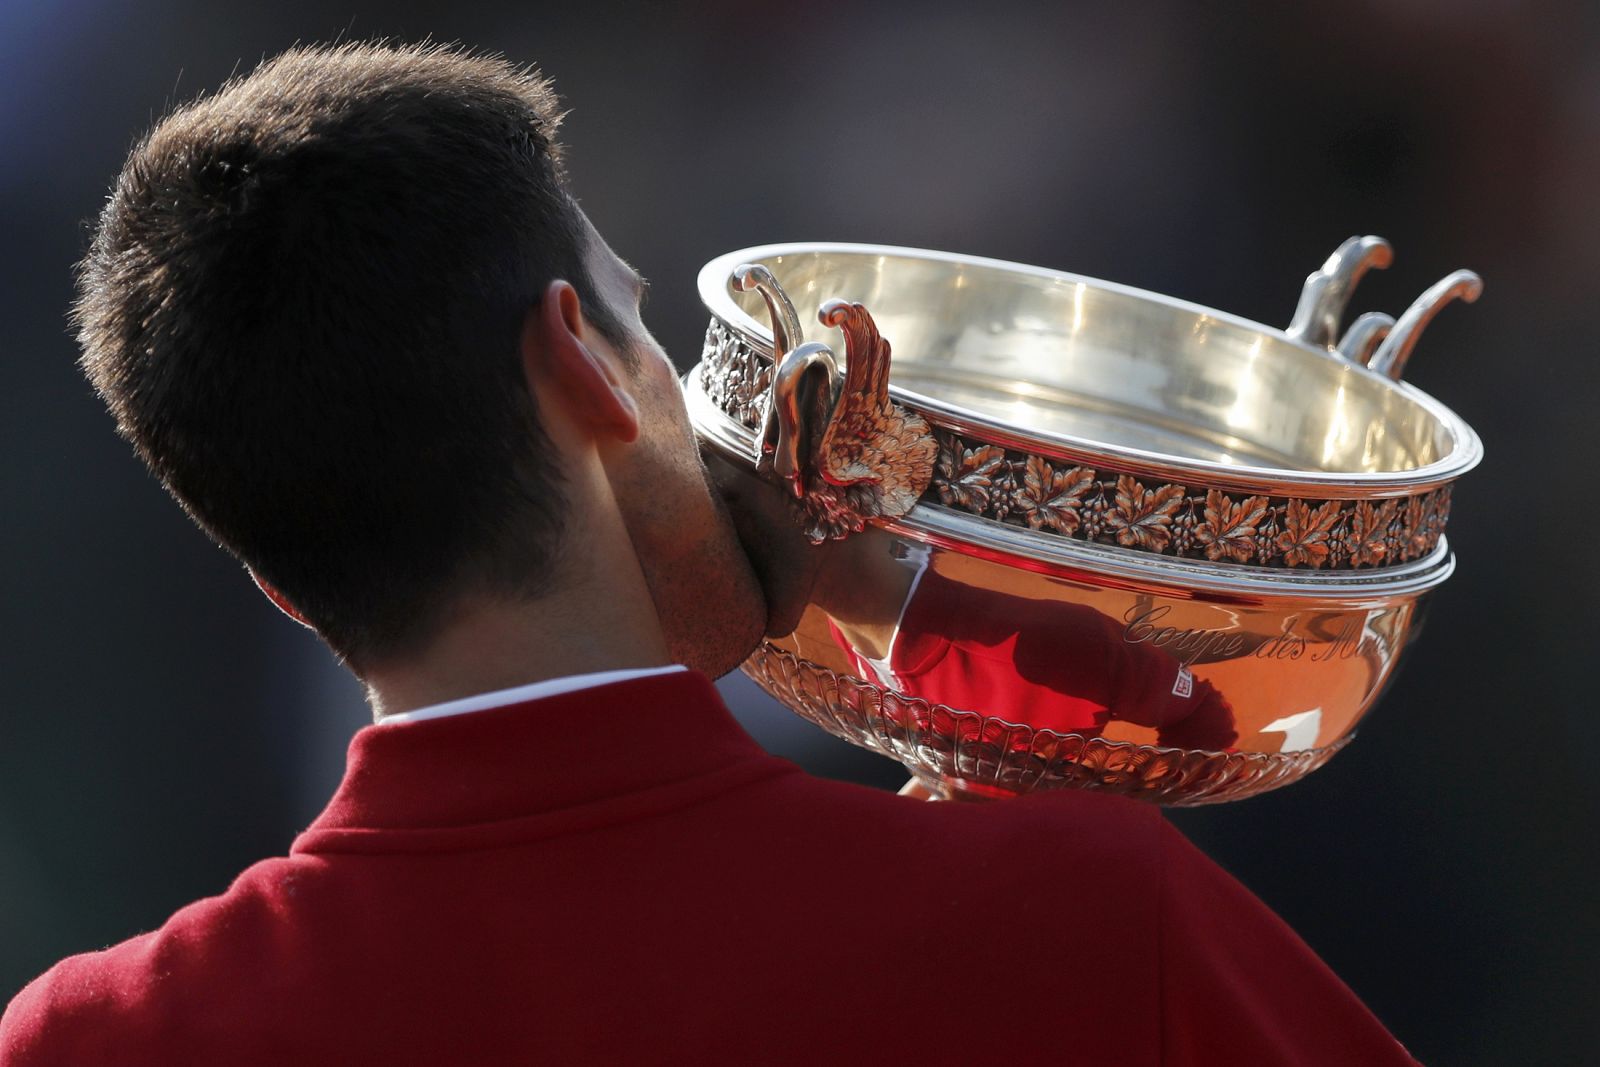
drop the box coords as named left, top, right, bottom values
left=688, top=373, right=1456, bottom=598
left=696, top=241, right=1483, bottom=500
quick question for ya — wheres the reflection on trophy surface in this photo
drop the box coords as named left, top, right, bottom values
left=688, top=239, right=1482, bottom=804
left=806, top=530, right=1239, bottom=751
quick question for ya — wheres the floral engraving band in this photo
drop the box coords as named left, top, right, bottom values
left=698, top=318, right=1452, bottom=570
left=929, top=430, right=1451, bottom=570
left=699, top=320, right=770, bottom=433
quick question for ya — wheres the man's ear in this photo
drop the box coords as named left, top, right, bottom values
left=248, top=569, right=315, bottom=631
left=526, top=280, right=639, bottom=443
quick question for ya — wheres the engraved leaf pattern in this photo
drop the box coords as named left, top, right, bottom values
left=1107, top=475, right=1186, bottom=550
left=742, top=365, right=771, bottom=427
left=1194, top=489, right=1270, bottom=562
left=1014, top=456, right=1095, bottom=533
left=699, top=322, right=767, bottom=429
left=1275, top=499, right=1343, bottom=568
left=698, top=326, right=734, bottom=411
left=1348, top=499, right=1400, bottom=567
left=1426, top=486, right=1453, bottom=538
left=936, top=442, right=1010, bottom=512
left=1402, top=496, right=1429, bottom=557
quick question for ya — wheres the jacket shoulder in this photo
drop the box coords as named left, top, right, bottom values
left=750, top=770, right=1170, bottom=905
left=2, top=930, right=167, bottom=1065
left=0, top=854, right=318, bottom=1065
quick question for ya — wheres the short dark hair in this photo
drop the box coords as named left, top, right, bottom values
left=73, top=41, right=630, bottom=666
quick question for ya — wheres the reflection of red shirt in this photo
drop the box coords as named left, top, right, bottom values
left=1, top=671, right=1413, bottom=1064
left=834, top=569, right=1237, bottom=751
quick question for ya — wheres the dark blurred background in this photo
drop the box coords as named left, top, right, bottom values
left=2, top=1, right=1595, bottom=1062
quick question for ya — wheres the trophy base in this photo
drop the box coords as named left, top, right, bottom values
left=743, top=643, right=1351, bottom=807
left=904, top=775, right=1025, bottom=803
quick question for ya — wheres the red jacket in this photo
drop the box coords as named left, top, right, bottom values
left=1, top=671, right=1414, bottom=1065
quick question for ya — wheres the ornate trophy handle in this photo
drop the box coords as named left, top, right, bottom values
left=1287, top=235, right=1393, bottom=349
left=730, top=264, right=937, bottom=542
left=1366, top=269, right=1483, bottom=380
left=1286, top=236, right=1482, bottom=381
left=733, top=264, right=838, bottom=497
left=1336, top=311, right=1395, bottom=364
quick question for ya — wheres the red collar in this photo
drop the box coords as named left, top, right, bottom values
left=293, top=670, right=784, bottom=853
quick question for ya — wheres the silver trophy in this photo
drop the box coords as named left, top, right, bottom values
left=688, top=239, right=1481, bottom=804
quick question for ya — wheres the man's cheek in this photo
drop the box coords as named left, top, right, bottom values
left=701, top=447, right=823, bottom=637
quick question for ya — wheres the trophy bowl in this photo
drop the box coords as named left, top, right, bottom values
left=687, top=239, right=1482, bottom=804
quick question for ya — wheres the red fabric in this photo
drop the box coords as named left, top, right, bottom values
left=1, top=671, right=1414, bottom=1065
left=833, top=569, right=1239, bottom=750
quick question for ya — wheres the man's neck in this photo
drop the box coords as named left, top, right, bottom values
left=360, top=435, right=688, bottom=721
left=363, top=542, right=672, bottom=721
left=366, top=608, right=671, bottom=720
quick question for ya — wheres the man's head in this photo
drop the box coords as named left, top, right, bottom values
left=73, top=41, right=764, bottom=677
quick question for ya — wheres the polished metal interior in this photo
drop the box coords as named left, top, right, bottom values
left=698, top=244, right=1480, bottom=493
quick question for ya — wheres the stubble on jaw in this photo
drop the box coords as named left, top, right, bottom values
left=615, top=357, right=769, bottom=679
left=698, top=443, right=824, bottom=643
left=684, top=454, right=772, bottom=675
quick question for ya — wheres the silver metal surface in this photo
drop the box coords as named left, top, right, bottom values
left=1287, top=234, right=1393, bottom=349
left=697, top=243, right=1482, bottom=498
left=690, top=241, right=1483, bottom=803
left=1337, top=311, right=1396, bottom=364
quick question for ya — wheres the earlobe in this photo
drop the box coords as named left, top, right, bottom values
left=249, top=569, right=315, bottom=630
left=528, top=281, right=640, bottom=443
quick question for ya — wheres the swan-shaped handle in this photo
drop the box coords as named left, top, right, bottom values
left=733, top=264, right=838, bottom=496
left=730, top=264, right=936, bottom=541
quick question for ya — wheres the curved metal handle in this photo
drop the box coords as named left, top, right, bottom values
left=1286, top=235, right=1394, bottom=349
left=1336, top=311, right=1395, bottom=366
left=764, top=343, right=838, bottom=496
left=732, top=263, right=805, bottom=362
left=1367, top=270, right=1483, bottom=380
left=732, top=263, right=839, bottom=497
